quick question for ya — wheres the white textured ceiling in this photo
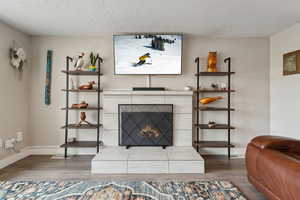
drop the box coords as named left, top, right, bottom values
left=0, top=0, right=300, bottom=37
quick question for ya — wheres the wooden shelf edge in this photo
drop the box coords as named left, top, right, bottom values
left=194, top=141, right=235, bottom=148
left=61, top=89, right=103, bottom=92
left=194, top=124, right=235, bottom=129
left=61, top=124, right=102, bottom=129
left=61, top=107, right=102, bottom=110
left=60, top=141, right=97, bottom=148
left=61, top=70, right=103, bottom=76
left=196, top=107, right=235, bottom=111
left=195, top=72, right=235, bottom=76
left=194, top=89, right=235, bottom=93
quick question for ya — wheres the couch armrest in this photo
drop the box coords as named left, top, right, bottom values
left=250, top=135, right=300, bottom=153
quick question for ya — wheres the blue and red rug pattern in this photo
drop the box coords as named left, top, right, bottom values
left=0, top=180, right=247, bottom=200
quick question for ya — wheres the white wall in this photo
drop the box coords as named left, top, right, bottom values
left=3, top=19, right=300, bottom=159
left=0, top=21, right=31, bottom=160
left=270, top=23, right=300, bottom=139
left=29, top=36, right=270, bottom=154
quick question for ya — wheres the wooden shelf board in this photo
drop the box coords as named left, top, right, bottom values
left=60, top=141, right=97, bottom=148
left=61, top=107, right=102, bottom=110
left=197, top=107, right=235, bottom=111
left=194, top=141, right=235, bottom=148
left=61, top=70, right=103, bottom=76
left=195, top=89, right=235, bottom=93
left=195, top=124, right=235, bottom=129
left=61, top=124, right=102, bottom=129
left=61, top=89, right=102, bottom=92
left=195, top=72, right=235, bottom=76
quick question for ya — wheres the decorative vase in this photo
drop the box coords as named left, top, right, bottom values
left=207, top=52, right=217, bottom=72
left=88, top=65, right=97, bottom=72
left=220, top=83, right=227, bottom=90
left=199, top=96, right=222, bottom=105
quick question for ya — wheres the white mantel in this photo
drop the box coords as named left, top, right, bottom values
left=103, top=89, right=193, bottom=96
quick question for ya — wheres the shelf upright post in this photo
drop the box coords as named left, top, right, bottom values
left=65, top=56, right=72, bottom=158
left=224, top=57, right=231, bottom=158
left=195, top=57, right=200, bottom=152
left=96, top=57, right=103, bottom=153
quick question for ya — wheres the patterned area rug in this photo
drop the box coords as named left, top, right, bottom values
left=0, top=180, right=247, bottom=200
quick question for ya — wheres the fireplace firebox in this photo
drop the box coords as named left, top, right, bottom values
left=118, top=104, right=173, bottom=148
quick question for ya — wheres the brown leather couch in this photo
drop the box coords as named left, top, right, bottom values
left=246, top=135, right=300, bottom=200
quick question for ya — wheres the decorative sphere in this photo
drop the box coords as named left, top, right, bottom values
left=184, top=86, right=192, bottom=91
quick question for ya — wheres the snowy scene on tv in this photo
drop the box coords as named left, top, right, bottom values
left=114, top=34, right=182, bottom=74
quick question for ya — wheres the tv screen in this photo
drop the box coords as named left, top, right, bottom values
left=114, top=34, right=182, bottom=75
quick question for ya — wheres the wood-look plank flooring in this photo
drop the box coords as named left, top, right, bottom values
left=0, top=155, right=266, bottom=200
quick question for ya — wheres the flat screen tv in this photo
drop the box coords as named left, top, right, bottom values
left=114, top=34, right=182, bottom=75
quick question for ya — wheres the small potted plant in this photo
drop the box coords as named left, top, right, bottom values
left=88, top=52, right=100, bottom=71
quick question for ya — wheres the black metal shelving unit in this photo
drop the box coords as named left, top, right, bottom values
left=194, top=57, right=235, bottom=158
left=61, top=56, right=103, bottom=158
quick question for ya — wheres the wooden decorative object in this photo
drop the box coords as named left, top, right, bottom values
left=76, top=112, right=92, bottom=126
left=199, top=96, right=222, bottom=105
left=207, top=52, right=217, bottom=72
left=208, top=121, right=216, bottom=128
left=78, top=81, right=96, bottom=90
left=71, top=101, right=88, bottom=109
left=283, top=50, right=300, bottom=75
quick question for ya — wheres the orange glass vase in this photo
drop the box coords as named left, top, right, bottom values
left=207, top=52, right=217, bottom=72
left=199, top=96, right=222, bottom=105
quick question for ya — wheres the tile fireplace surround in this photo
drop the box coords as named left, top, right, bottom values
left=92, top=90, right=204, bottom=173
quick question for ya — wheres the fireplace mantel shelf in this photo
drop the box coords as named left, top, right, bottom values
left=103, top=90, right=193, bottom=96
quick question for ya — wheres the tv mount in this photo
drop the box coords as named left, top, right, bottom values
left=132, top=75, right=165, bottom=91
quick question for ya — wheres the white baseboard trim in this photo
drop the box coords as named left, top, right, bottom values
left=29, top=146, right=97, bottom=155
left=0, top=146, right=246, bottom=169
left=0, top=147, right=31, bottom=169
left=0, top=146, right=97, bottom=169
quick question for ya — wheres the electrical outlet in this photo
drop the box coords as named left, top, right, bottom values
left=16, top=131, right=23, bottom=142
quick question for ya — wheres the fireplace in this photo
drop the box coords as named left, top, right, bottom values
left=118, top=104, right=173, bottom=148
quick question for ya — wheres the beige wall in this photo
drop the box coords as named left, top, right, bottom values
left=29, top=36, right=270, bottom=154
left=0, top=21, right=31, bottom=160
left=270, top=23, right=300, bottom=139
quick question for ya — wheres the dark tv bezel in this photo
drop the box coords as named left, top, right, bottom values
left=113, top=33, right=183, bottom=75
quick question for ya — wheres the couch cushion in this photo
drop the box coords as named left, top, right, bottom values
left=257, top=149, right=300, bottom=200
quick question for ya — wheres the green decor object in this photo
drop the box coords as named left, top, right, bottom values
left=45, top=50, right=52, bottom=105
left=0, top=180, right=247, bottom=199
left=88, top=52, right=100, bottom=71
